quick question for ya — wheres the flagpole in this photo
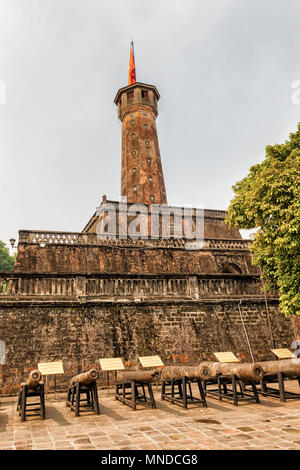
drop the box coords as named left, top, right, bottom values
left=131, top=40, right=136, bottom=81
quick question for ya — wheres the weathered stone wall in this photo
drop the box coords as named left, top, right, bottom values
left=291, top=317, right=300, bottom=338
left=0, top=299, right=294, bottom=395
left=14, top=242, right=257, bottom=276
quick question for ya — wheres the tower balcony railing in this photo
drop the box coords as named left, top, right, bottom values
left=17, top=230, right=252, bottom=250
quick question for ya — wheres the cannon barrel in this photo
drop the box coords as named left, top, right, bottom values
left=70, top=369, right=99, bottom=385
left=201, top=362, right=264, bottom=381
left=116, top=370, right=160, bottom=383
left=161, top=365, right=212, bottom=381
left=25, top=370, right=42, bottom=388
left=198, top=363, right=213, bottom=380
left=258, top=358, right=300, bottom=378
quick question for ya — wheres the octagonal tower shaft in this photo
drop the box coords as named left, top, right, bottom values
left=114, top=82, right=167, bottom=205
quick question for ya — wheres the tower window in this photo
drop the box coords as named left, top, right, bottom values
left=127, top=91, right=134, bottom=102
left=141, top=90, right=149, bottom=100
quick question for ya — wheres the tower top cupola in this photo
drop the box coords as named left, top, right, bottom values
left=114, top=82, right=160, bottom=121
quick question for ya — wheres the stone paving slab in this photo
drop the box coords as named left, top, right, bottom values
left=0, top=380, right=300, bottom=450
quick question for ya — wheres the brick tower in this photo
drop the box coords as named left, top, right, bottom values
left=114, top=82, right=167, bottom=205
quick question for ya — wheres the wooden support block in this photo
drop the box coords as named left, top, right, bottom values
left=66, top=381, right=100, bottom=417
left=161, top=377, right=207, bottom=409
left=115, top=379, right=156, bottom=410
left=17, top=383, right=45, bottom=422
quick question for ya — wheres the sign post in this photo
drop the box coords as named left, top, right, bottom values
left=38, top=361, right=64, bottom=400
left=99, top=358, right=125, bottom=395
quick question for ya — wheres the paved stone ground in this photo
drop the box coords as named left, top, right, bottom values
left=0, top=380, right=300, bottom=450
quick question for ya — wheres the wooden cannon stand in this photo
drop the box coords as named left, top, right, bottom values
left=66, top=380, right=100, bottom=417
left=204, top=374, right=260, bottom=406
left=17, top=382, right=46, bottom=422
left=161, top=376, right=207, bottom=409
left=115, top=379, right=156, bottom=410
left=257, top=373, right=300, bottom=402
left=254, top=350, right=300, bottom=402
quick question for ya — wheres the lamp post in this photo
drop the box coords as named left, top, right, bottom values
left=9, top=237, right=16, bottom=249
left=9, top=237, right=16, bottom=255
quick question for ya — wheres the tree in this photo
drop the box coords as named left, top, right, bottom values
left=226, top=123, right=300, bottom=317
left=0, top=241, right=15, bottom=271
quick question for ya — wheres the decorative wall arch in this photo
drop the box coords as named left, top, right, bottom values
left=221, top=263, right=242, bottom=274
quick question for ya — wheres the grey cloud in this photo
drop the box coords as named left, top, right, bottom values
left=0, top=0, right=299, bottom=247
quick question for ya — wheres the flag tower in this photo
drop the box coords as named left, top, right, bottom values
left=113, top=44, right=167, bottom=205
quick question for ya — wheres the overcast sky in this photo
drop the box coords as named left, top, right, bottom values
left=1, top=0, right=300, bottom=248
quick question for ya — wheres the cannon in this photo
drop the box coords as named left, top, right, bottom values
left=160, top=365, right=208, bottom=409
left=255, top=358, right=300, bottom=402
left=258, top=358, right=300, bottom=379
left=17, top=370, right=45, bottom=421
left=201, top=362, right=263, bottom=405
left=67, top=369, right=100, bottom=416
left=161, top=364, right=212, bottom=381
left=70, top=368, right=99, bottom=386
left=200, top=361, right=264, bottom=382
left=25, top=369, right=42, bottom=389
left=116, top=369, right=160, bottom=383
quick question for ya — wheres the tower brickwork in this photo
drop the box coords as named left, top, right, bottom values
left=114, top=82, right=167, bottom=205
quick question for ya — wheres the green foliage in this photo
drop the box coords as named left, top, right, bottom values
left=226, top=123, right=300, bottom=316
left=0, top=241, right=16, bottom=271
